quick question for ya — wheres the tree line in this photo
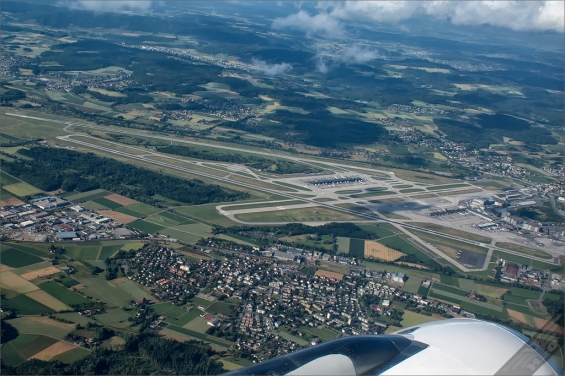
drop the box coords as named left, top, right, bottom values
left=2, top=147, right=248, bottom=205
left=1, top=333, right=225, bottom=375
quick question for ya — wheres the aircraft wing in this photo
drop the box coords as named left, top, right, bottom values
left=222, top=319, right=562, bottom=376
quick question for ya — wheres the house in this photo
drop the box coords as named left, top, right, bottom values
left=56, top=231, right=77, bottom=240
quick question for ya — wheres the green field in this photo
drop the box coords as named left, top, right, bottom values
left=8, top=316, right=74, bottom=339
left=439, top=275, right=459, bottom=286
left=457, top=278, right=477, bottom=292
left=206, top=301, right=234, bottom=316
left=399, top=188, right=425, bottom=193
left=337, top=237, right=350, bottom=254
left=174, top=204, right=238, bottom=227
left=0, top=248, right=44, bottom=268
left=378, top=235, right=436, bottom=266
left=38, top=281, right=91, bottom=306
left=426, top=183, right=470, bottom=191
left=409, top=222, right=491, bottom=243
left=2, top=243, right=55, bottom=259
left=1, top=334, right=59, bottom=366
left=119, top=281, right=148, bottom=300
left=357, top=223, right=397, bottom=238
left=128, top=220, right=166, bottom=234
left=495, top=242, right=553, bottom=259
left=417, top=285, right=430, bottom=296
left=165, top=325, right=231, bottom=348
left=400, top=310, right=439, bottom=327
left=94, top=308, right=131, bottom=324
left=475, top=284, right=508, bottom=298
left=277, top=330, right=309, bottom=346
left=81, top=200, right=110, bottom=211
left=221, top=200, right=305, bottom=211
left=78, top=277, right=136, bottom=307
left=124, top=202, right=161, bottom=216
left=0, top=171, right=20, bottom=185
left=364, top=261, right=439, bottom=280
left=153, top=302, right=179, bottom=315
left=64, top=245, right=100, bottom=260
left=64, top=189, right=110, bottom=202
left=145, top=212, right=194, bottom=227
left=92, top=197, right=123, bottom=210
left=51, top=347, right=91, bottom=364
left=432, top=282, right=468, bottom=296
left=189, top=297, right=213, bottom=309
left=235, top=206, right=364, bottom=223
left=2, top=182, right=43, bottom=197
left=402, top=276, right=423, bottom=294
left=297, top=326, right=339, bottom=342
left=459, top=301, right=508, bottom=319
left=0, top=339, right=27, bottom=366
left=2, top=294, right=53, bottom=315
left=164, top=309, right=202, bottom=326
left=52, top=312, right=97, bottom=326
left=349, top=238, right=365, bottom=258
left=57, top=275, right=80, bottom=288
left=114, top=206, right=143, bottom=217
left=99, top=244, right=125, bottom=260
left=508, top=288, right=542, bottom=300
left=504, top=302, right=548, bottom=319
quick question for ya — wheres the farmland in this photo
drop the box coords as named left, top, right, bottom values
left=0, top=248, right=44, bottom=268
left=38, top=281, right=91, bottom=306
left=400, top=310, right=440, bottom=327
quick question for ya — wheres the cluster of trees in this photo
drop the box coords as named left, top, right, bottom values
left=0, top=83, right=26, bottom=104
left=230, top=109, right=388, bottom=148
left=155, top=145, right=321, bottom=175
left=542, top=290, right=564, bottom=326
left=2, top=147, right=248, bottom=205
left=434, top=114, right=556, bottom=149
left=1, top=333, right=225, bottom=375
left=33, top=40, right=221, bottom=95
left=71, top=86, right=152, bottom=106
left=214, top=222, right=376, bottom=247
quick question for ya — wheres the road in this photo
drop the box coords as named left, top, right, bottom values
left=6, top=112, right=560, bottom=271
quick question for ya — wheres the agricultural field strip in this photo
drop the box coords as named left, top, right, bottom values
left=429, top=288, right=504, bottom=312
left=6, top=113, right=558, bottom=267
left=4, top=334, right=90, bottom=359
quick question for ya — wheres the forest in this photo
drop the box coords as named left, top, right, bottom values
left=228, top=109, right=390, bottom=148
left=1, top=147, right=248, bottom=205
left=1, top=333, right=225, bottom=375
left=213, top=222, right=377, bottom=246
left=35, top=40, right=222, bottom=94
left=434, top=114, right=557, bottom=149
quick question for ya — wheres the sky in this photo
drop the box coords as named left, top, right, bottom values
left=273, top=1, right=564, bottom=35
left=68, top=0, right=564, bottom=34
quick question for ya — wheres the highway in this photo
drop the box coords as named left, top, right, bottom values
left=7, top=112, right=560, bottom=270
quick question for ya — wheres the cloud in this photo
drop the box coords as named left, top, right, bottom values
left=272, top=10, right=345, bottom=37
left=420, top=1, right=565, bottom=33
left=276, top=1, right=564, bottom=34
left=66, top=1, right=153, bottom=12
left=340, top=45, right=383, bottom=64
left=315, top=56, right=329, bottom=73
left=251, top=58, right=292, bottom=76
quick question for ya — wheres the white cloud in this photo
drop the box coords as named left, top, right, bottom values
left=67, top=1, right=153, bottom=12
left=275, top=1, right=564, bottom=34
left=252, top=58, right=292, bottom=76
left=272, top=10, right=345, bottom=37
left=340, top=45, right=383, bottom=64
left=315, top=56, right=329, bottom=73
